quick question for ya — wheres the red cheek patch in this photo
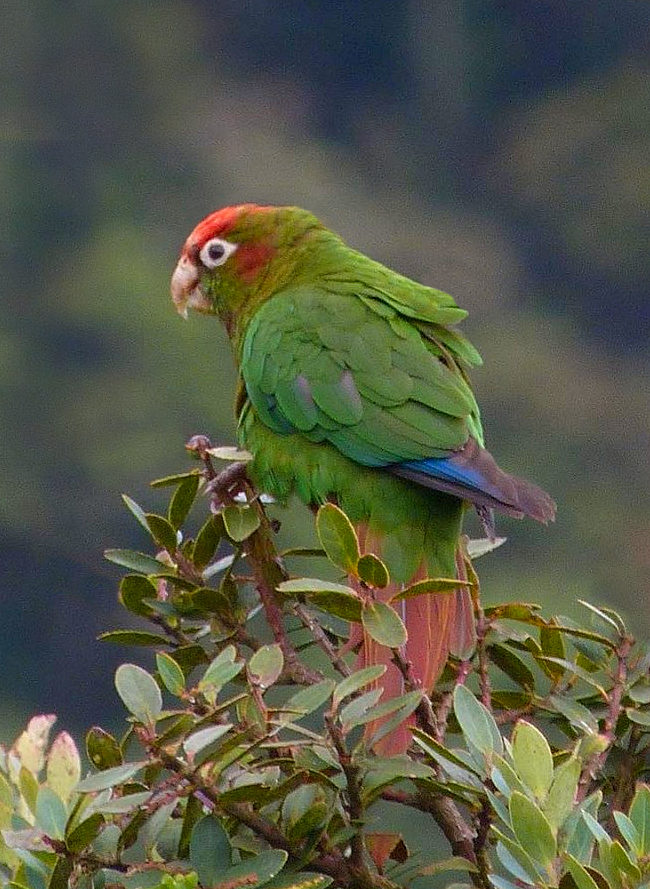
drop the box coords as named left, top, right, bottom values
left=235, top=241, right=275, bottom=282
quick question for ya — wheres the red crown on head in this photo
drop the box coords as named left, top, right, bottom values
left=185, top=204, right=274, bottom=251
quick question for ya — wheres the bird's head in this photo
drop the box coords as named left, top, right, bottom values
left=171, top=203, right=325, bottom=334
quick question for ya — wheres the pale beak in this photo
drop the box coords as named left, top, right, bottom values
left=170, top=255, right=212, bottom=318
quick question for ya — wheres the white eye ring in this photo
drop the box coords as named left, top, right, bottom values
left=199, top=237, right=238, bottom=269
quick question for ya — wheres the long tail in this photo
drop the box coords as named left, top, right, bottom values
left=350, top=529, right=475, bottom=756
left=392, top=437, right=556, bottom=524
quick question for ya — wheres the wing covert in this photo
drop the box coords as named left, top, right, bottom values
left=240, top=285, right=479, bottom=467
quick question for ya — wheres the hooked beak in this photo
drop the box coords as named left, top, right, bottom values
left=170, top=254, right=212, bottom=318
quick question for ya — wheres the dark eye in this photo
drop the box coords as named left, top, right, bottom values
left=199, top=237, right=237, bottom=269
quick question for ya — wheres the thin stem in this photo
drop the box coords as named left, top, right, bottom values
left=294, top=602, right=352, bottom=677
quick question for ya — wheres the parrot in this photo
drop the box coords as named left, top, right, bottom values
left=171, top=203, right=555, bottom=753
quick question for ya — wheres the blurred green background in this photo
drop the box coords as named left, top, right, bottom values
left=1, top=0, right=648, bottom=740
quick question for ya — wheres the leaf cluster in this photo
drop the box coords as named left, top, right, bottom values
left=2, top=442, right=650, bottom=889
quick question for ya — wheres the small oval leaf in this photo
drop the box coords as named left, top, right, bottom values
left=453, top=684, right=503, bottom=757
left=104, top=549, right=166, bottom=574
left=248, top=644, right=284, bottom=689
left=316, top=503, right=360, bottom=573
left=333, top=666, right=387, bottom=710
left=115, top=663, right=162, bottom=725
left=156, top=652, right=185, bottom=696
left=509, top=791, right=556, bottom=866
left=357, top=553, right=389, bottom=588
left=86, top=727, right=123, bottom=771
left=222, top=504, right=260, bottom=541
left=168, top=473, right=200, bottom=529
left=511, top=720, right=554, bottom=801
left=362, top=601, right=407, bottom=648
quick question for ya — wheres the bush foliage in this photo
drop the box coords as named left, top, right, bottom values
left=1, top=440, right=649, bottom=889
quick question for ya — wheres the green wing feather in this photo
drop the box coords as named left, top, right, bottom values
left=239, top=283, right=483, bottom=467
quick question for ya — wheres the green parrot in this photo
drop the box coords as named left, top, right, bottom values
left=171, top=203, right=555, bottom=751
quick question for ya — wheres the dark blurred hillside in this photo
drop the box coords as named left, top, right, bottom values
left=0, top=0, right=648, bottom=737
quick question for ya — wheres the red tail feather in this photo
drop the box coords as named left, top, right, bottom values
left=350, top=528, right=476, bottom=756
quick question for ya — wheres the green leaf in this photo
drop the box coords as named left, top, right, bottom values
left=115, top=663, right=162, bottom=725
left=145, top=513, right=178, bottom=552
left=121, top=494, right=150, bottom=533
left=489, top=644, right=535, bottom=690
left=367, top=691, right=423, bottom=747
left=282, top=680, right=335, bottom=719
left=362, top=756, right=435, bottom=798
left=189, top=815, right=231, bottom=888
left=35, top=788, right=66, bottom=840
left=417, top=856, right=478, bottom=877
left=282, top=785, right=329, bottom=841
left=488, top=876, right=523, bottom=889
left=76, top=762, right=147, bottom=792
left=493, top=832, right=541, bottom=884
left=349, top=690, right=422, bottom=731
left=213, top=849, right=288, bottom=888
left=156, top=652, right=185, bottom=696
left=200, top=647, right=244, bottom=695
left=491, top=755, right=529, bottom=799
left=118, top=575, right=157, bottom=617
left=279, top=578, right=363, bottom=621
left=539, top=622, right=566, bottom=680
left=99, top=630, right=171, bottom=647
left=607, top=839, right=642, bottom=884
left=578, top=599, right=625, bottom=638
left=453, top=684, right=503, bottom=757
left=362, top=601, right=407, bottom=647
left=191, top=586, right=233, bottom=616
left=565, top=790, right=601, bottom=862
left=511, top=720, right=554, bottom=801
left=278, top=577, right=356, bottom=596
left=333, top=666, right=386, bottom=710
left=391, top=576, right=469, bottom=601
left=150, top=470, right=202, bottom=487
left=628, top=681, right=650, bottom=704
left=65, top=814, right=105, bottom=853
left=49, top=856, right=73, bottom=889
left=95, top=790, right=152, bottom=813
left=581, top=812, right=609, bottom=843
left=315, top=503, right=360, bottom=573
left=625, top=708, right=650, bottom=726
left=356, top=553, right=389, bottom=588
left=484, top=602, right=541, bottom=622
left=248, top=644, right=284, bottom=689
left=565, top=855, right=601, bottom=889
left=339, top=688, right=383, bottom=730
left=263, top=874, right=332, bottom=889
left=104, top=549, right=165, bottom=574
left=539, top=657, right=607, bottom=694
left=168, top=473, right=200, bottom=529
left=280, top=547, right=327, bottom=559
left=413, top=729, right=482, bottom=778
left=629, top=784, right=650, bottom=854
left=613, top=811, right=640, bottom=856
left=549, top=694, right=599, bottom=734
left=184, top=725, right=233, bottom=761
left=207, top=446, right=253, bottom=462
left=222, top=504, right=260, bottom=541
left=509, top=791, right=556, bottom=866
left=85, top=727, right=122, bottom=771
left=544, top=755, right=581, bottom=830
left=192, top=516, right=223, bottom=569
